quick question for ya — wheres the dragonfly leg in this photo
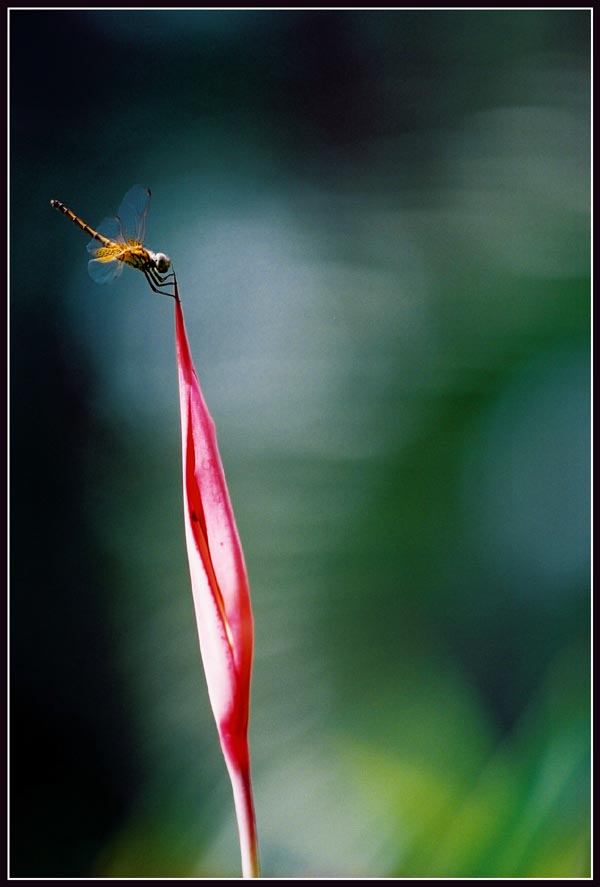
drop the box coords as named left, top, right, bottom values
left=148, top=265, right=176, bottom=287
left=144, top=268, right=178, bottom=299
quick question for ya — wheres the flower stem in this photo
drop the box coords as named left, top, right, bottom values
left=226, top=752, right=260, bottom=878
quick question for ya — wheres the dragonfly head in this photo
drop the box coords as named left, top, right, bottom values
left=154, top=252, right=171, bottom=274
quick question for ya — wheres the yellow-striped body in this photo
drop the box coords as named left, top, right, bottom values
left=93, top=238, right=156, bottom=273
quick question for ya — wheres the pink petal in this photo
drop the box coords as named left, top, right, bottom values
left=174, top=287, right=259, bottom=877
left=175, top=294, right=253, bottom=742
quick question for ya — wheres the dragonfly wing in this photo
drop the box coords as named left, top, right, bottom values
left=117, top=184, right=150, bottom=245
left=88, top=256, right=125, bottom=284
left=87, top=215, right=124, bottom=255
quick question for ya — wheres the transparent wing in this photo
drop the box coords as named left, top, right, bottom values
left=88, top=256, right=125, bottom=284
left=87, top=216, right=125, bottom=255
left=117, top=184, right=151, bottom=245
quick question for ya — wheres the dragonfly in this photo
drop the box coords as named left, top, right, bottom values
left=51, top=185, right=176, bottom=297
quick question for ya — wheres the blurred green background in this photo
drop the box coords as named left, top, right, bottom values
left=10, top=10, right=590, bottom=878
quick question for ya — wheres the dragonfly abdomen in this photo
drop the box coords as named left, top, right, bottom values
left=50, top=199, right=110, bottom=247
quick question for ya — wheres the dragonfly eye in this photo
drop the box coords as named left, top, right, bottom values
left=155, top=252, right=171, bottom=274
